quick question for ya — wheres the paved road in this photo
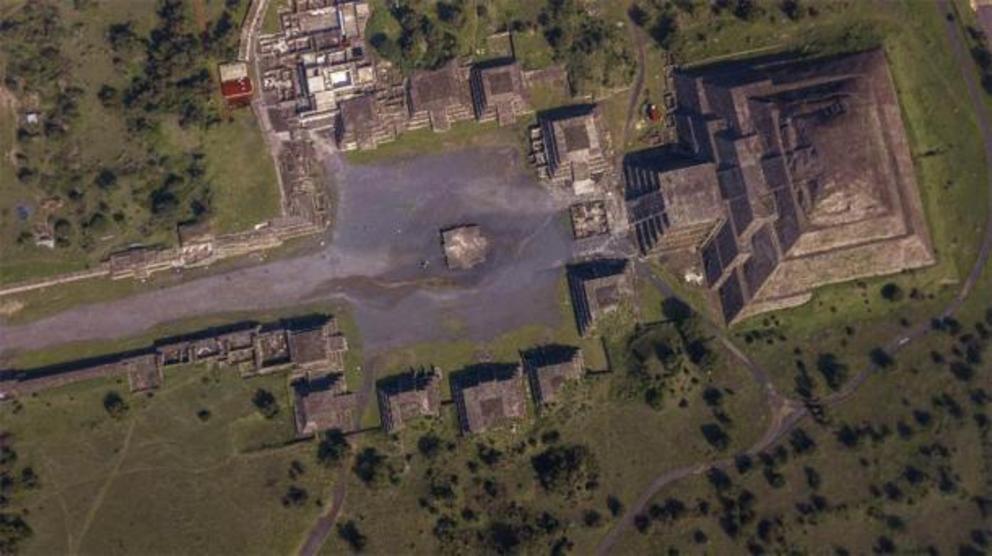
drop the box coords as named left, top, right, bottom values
left=596, top=4, right=992, bottom=552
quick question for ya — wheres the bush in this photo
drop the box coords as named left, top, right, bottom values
left=606, top=495, right=623, bottom=517
left=281, top=485, right=308, bottom=507
left=531, top=444, right=599, bottom=498
left=316, top=429, right=350, bottom=467
left=700, top=423, right=730, bottom=451
left=337, top=520, right=367, bottom=552
left=0, top=513, right=33, bottom=554
left=880, top=283, right=904, bottom=302
left=251, top=388, right=279, bottom=419
left=870, top=348, right=894, bottom=369
left=815, top=353, right=848, bottom=391
left=102, top=391, right=129, bottom=419
left=417, top=433, right=442, bottom=459
left=353, top=447, right=393, bottom=487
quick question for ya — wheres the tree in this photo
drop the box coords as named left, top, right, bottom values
left=0, top=513, right=32, bottom=554
left=353, top=447, right=393, bottom=487
left=337, top=520, right=367, bottom=552
left=816, top=353, right=848, bottom=391
left=316, top=429, right=350, bottom=467
left=607, top=495, right=623, bottom=517
left=870, top=348, right=895, bottom=369
left=880, top=283, right=904, bottom=302
left=281, top=485, right=309, bottom=507
left=53, top=219, right=72, bottom=248
left=417, top=433, right=442, bottom=459
left=700, top=423, right=730, bottom=451
left=252, top=388, right=279, bottom=419
left=531, top=444, right=599, bottom=498
left=779, top=0, right=802, bottom=20
left=583, top=509, right=602, bottom=527
left=102, top=391, right=128, bottom=419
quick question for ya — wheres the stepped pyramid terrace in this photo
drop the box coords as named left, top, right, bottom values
left=624, top=49, right=934, bottom=324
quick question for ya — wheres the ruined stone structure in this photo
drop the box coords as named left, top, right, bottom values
left=470, top=60, right=532, bottom=126
left=452, top=364, right=527, bottom=434
left=0, top=317, right=349, bottom=397
left=522, top=346, right=585, bottom=406
left=534, top=105, right=612, bottom=194
left=407, top=63, right=475, bottom=132
left=293, top=374, right=359, bottom=436
left=569, top=201, right=610, bottom=240
left=335, top=94, right=399, bottom=151
left=376, top=367, right=443, bottom=433
left=625, top=49, right=933, bottom=323
left=566, top=258, right=633, bottom=336
left=441, top=225, right=489, bottom=270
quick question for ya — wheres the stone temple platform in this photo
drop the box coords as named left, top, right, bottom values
left=624, top=48, right=934, bottom=324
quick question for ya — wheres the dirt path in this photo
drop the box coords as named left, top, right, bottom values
left=596, top=3, right=992, bottom=551
left=620, top=19, right=648, bottom=152
left=72, top=421, right=136, bottom=555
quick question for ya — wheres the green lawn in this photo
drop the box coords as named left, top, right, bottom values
left=200, top=111, right=281, bottom=233
left=343, top=119, right=524, bottom=165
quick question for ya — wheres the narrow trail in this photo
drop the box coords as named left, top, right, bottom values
left=597, top=3, right=992, bottom=551
left=72, top=421, right=136, bottom=555
left=621, top=18, right=648, bottom=153
left=296, top=358, right=378, bottom=556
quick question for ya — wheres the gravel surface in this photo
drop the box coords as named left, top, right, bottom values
left=0, top=146, right=577, bottom=358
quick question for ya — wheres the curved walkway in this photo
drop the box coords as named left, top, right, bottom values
left=597, top=3, right=992, bottom=552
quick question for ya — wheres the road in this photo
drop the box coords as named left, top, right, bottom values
left=596, top=3, right=992, bottom=552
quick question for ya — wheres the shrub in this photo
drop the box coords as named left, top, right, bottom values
left=251, top=389, right=279, bottom=419
left=417, top=433, right=442, bottom=459
left=102, top=391, right=129, bottom=419
left=353, top=447, right=394, bottom=487
left=531, top=444, right=599, bottom=498
left=700, top=423, right=730, bottom=451
left=337, top=520, right=367, bottom=552
left=281, top=485, right=308, bottom=507
left=880, top=283, right=904, bottom=302
left=870, top=348, right=894, bottom=369
left=316, top=429, right=350, bottom=467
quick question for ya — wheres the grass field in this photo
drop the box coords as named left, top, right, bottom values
left=613, top=308, right=990, bottom=554
left=320, top=309, right=769, bottom=555
left=1, top=362, right=340, bottom=555
left=343, top=119, right=520, bottom=165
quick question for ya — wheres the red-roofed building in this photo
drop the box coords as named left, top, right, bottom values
left=218, top=61, right=254, bottom=106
